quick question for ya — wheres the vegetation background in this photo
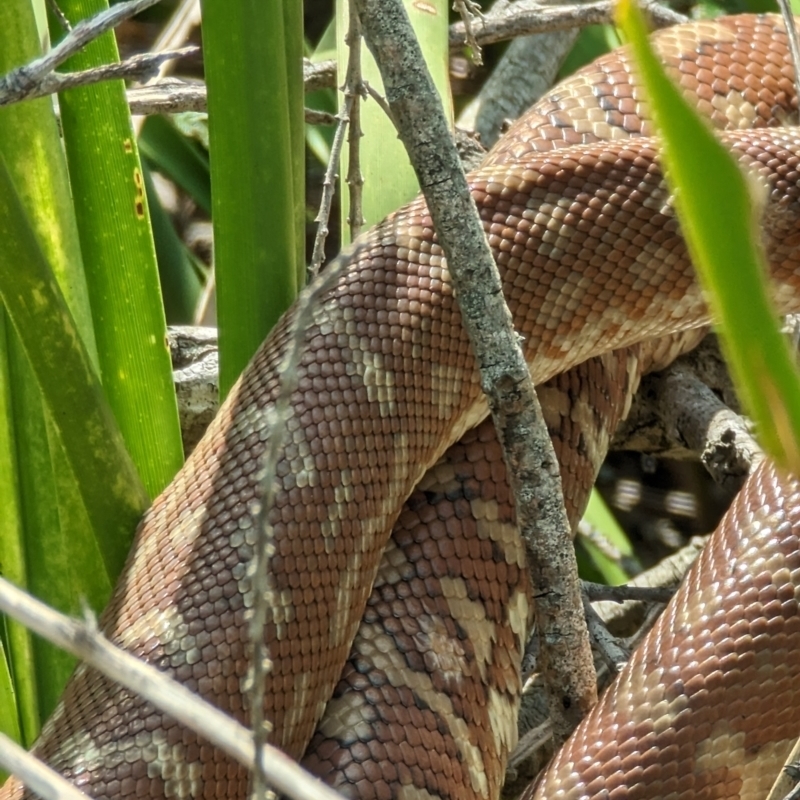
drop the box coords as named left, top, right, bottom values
left=0, top=0, right=795, bottom=772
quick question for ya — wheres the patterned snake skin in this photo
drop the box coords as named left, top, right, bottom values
left=4, top=12, right=800, bottom=800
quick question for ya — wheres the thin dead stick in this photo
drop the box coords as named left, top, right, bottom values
left=453, top=0, right=486, bottom=64
left=304, top=59, right=337, bottom=93
left=308, top=3, right=365, bottom=294
left=0, top=48, right=197, bottom=108
left=127, top=81, right=336, bottom=123
left=450, top=0, right=685, bottom=50
left=48, top=0, right=72, bottom=32
left=0, top=734, right=91, bottom=800
left=127, top=81, right=207, bottom=114
left=582, top=597, right=630, bottom=673
left=345, top=0, right=365, bottom=241
left=0, top=576, right=343, bottom=800
left=309, top=94, right=355, bottom=278
left=0, top=0, right=162, bottom=104
left=582, top=581, right=674, bottom=604
left=148, top=0, right=201, bottom=79
left=131, top=0, right=201, bottom=135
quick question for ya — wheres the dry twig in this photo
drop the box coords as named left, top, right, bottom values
left=582, top=598, right=629, bottom=673
left=450, top=0, right=685, bottom=50
left=453, top=0, right=486, bottom=64
left=344, top=0, right=366, bottom=241
left=582, top=582, right=674, bottom=604
left=0, top=0, right=162, bottom=104
left=0, top=48, right=197, bottom=108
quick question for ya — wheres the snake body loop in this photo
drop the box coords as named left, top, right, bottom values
left=4, top=13, right=800, bottom=800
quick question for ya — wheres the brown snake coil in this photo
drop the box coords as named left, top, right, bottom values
left=5, top=13, right=800, bottom=800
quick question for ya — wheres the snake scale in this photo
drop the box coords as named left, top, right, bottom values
left=5, top=11, right=800, bottom=800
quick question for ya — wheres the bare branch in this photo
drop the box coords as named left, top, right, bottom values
left=582, top=598, right=629, bottom=674
left=613, top=339, right=763, bottom=490
left=128, top=81, right=336, bottom=124
left=345, top=0, right=366, bottom=240
left=450, top=0, right=686, bottom=50
left=127, top=80, right=207, bottom=114
left=309, top=97, right=355, bottom=277
left=453, top=0, right=486, bottom=64
left=304, top=58, right=337, bottom=93
left=47, top=0, right=72, bottom=32
left=582, top=582, right=674, bottom=604
left=0, top=48, right=197, bottom=108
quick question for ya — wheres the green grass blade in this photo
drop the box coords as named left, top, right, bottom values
left=139, top=115, right=211, bottom=214
left=579, top=489, right=635, bottom=584
left=0, top=618, right=20, bottom=781
left=201, top=0, right=301, bottom=395
left=143, top=164, right=205, bottom=324
left=617, top=0, right=800, bottom=474
left=284, top=0, right=306, bottom=291
left=0, top=316, right=37, bottom=747
left=55, top=0, right=184, bottom=495
left=5, top=340, right=110, bottom=722
left=0, top=0, right=112, bottom=738
left=0, top=157, right=149, bottom=578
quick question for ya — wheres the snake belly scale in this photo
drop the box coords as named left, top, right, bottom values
left=4, top=12, right=800, bottom=800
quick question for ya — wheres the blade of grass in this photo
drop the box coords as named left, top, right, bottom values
left=0, top=156, right=150, bottom=579
left=579, top=490, right=635, bottom=585
left=139, top=115, right=211, bottom=214
left=0, top=0, right=112, bottom=739
left=285, top=0, right=307, bottom=291
left=54, top=0, right=184, bottom=495
left=0, top=315, right=36, bottom=748
left=0, top=626, right=20, bottom=782
left=201, top=0, right=302, bottom=395
left=6, top=341, right=110, bottom=722
left=142, top=163, right=205, bottom=325
left=617, top=0, right=800, bottom=474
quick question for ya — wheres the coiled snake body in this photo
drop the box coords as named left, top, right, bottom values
left=5, top=13, right=800, bottom=800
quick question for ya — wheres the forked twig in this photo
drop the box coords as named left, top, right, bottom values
left=0, top=48, right=197, bottom=107
left=0, top=0, right=162, bottom=104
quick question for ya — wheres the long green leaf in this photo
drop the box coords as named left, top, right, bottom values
left=0, top=158, right=149, bottom=579
left=0, top=0, right=111, bottom=738
left=618, top=0, right=800, bottom=474
left=139, top=115, right=211, bottom=214
left=201, top=0, right=301, bottom=395
left=142, top=164, right=205, bottom=325
left=285, top=0, right=307, bottom=292
left=55, top=0, right=184, bottom=496
left=0, top=316, right=36, bottom=748
left=0, top=619, right=20, bottom=782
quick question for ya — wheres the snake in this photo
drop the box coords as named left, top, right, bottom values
left=4, top=11, right=800, bottom=800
